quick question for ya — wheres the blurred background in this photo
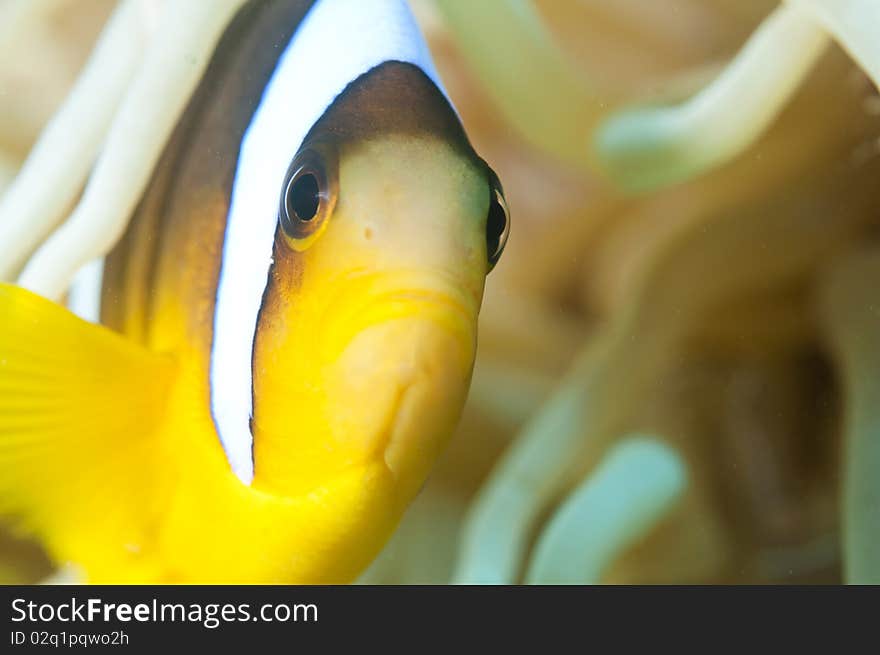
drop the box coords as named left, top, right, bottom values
left=1, top=0, right=878, bottom=584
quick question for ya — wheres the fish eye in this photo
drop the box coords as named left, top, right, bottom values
left=486, top=174, right=510, bottom=271
left=287, top=172, right=320, bottom=221
left=279, top=146, right=338, bottom=248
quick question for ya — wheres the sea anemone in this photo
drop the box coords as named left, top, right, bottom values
left=1, top=0, right=878, bottom=584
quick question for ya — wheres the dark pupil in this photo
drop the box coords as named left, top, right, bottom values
left=486, top=195, right=506, bottom=261
left=287, top=173, right=320, bottom=221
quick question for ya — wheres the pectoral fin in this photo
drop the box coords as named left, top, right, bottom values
left=0, top=283, right=174, bottom=577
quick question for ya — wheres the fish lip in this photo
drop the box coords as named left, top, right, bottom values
left=316, top=268, right=479, bottom=349
left=379, top=340, right=467, bottom=483
left=371, top=288, right=475, bottom=327
left=318, top=291, right=477, bottom=370
left=379, top=373, right=422, bottom=478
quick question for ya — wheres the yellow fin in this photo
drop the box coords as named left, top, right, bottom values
left=0, top=283, right=174, bottom=577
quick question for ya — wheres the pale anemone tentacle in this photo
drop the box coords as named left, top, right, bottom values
left=788, top=0, right=880, bottom=88
left=452, top=280, right=726, bottom=583
left=593, top=4, right=830, bottom=192
left=16, top=0, right=249, bottom=300
left=525, top=437, right=686, bottom=585
left=451, top=307, right=680, bottom=584
left=451, top=357, right=599, bottom=584
left=433, top=0, right=879, bottom=192
left=432, top=0, right=612, bottom=171
left=0, top=0, right=150, bottom=282
left=817, top=250, right=880, bottom=584
left=67, top=259, right=105, bottom=324
left=451, top=92, right=876, bottom=584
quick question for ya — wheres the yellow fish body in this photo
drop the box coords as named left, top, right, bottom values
left=0, top=0, right=509, bottom=583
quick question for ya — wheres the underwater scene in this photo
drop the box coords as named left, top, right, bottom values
left=0, top=0, right=878, bottom=585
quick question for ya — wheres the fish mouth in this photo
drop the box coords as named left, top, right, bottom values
left=249, top=270, right=480, bottom=498
left=253, top=314, right=474, bottom=502
left=357, top=315, right=475, bottom=505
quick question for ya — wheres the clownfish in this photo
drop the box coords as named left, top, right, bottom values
left=0, top=0, right=509, bottom=583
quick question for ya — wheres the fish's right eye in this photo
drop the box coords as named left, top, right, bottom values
left=279, top=146, right=338, bottom=250
left=485, top=172, right=510, bottom=272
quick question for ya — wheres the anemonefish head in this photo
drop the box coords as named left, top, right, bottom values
left=209, top=50, right=508, bottom=508
left=249, top=62, right=507, bottom=504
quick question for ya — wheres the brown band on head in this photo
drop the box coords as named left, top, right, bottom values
left=300, top=61, right=481, bottom=163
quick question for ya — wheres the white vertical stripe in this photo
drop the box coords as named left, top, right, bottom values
left=210, top=0, right=448, bottom=485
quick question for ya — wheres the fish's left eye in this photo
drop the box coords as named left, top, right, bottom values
left=486, top=174, right=510, bottom=272
left=279, top=145, right=338, bottom=249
